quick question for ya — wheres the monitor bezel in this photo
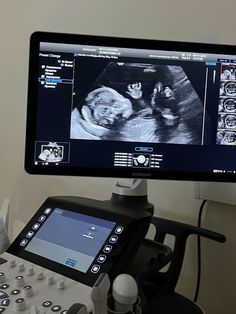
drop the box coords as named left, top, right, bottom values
left=25, top=31, right=236, bottom=182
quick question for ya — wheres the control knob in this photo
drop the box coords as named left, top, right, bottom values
left=14, top=297, right=26, bottom=311
left=36, top=272, right=44, bottom=280
left=57, top=280, right=66, bottom=289
left=27, top=267, right=34, bottom=276
left=47, top=275, right=55, bottom=285
left=18, top=263, right=25, bottom=272
left=9, top=260, right=16, bottom=268
left=22, top=285, right=34, bottom=297
left=14, top=275, right=26, bottom=287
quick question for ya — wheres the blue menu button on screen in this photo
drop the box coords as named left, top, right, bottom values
left=65, top=258, right=77, bottom=267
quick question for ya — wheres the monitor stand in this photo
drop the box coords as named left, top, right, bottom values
left=110, top=179, right=154, bottom=216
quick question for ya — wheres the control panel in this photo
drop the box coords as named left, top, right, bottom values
left=0, top=252, right=93, bottom=313
left=0, top=196, right=151, bottom=313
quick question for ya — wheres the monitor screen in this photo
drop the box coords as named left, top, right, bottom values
left=25, top=31, right=236, bottom=182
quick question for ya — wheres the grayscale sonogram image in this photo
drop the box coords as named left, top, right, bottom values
left=221, top=64, right=236, bottom=81
left=217, top=130, right=236, bottom=145
left=219, top=98, right=236, bottom=113
left=70, top=62, right=206, bottom=144
left=220, top=81, right=236, bottom=97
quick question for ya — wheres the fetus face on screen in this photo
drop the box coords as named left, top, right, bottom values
left=84, top=86, right=133, bottom=128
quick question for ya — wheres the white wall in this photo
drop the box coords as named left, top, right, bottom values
left=1, top=1, right=236, bottom=313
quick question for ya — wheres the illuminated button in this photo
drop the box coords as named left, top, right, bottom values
left=42, top=301, right=52, bottom=307
left=61, top=311, right=67, bottom=314
left=0, top=284, right=9, bottom=290
left=20, top=239, right=28, bottom=247
left=97, top=255, right=106, bottom=263
left=0, top=308, right=5, bottom=313
left=44, top=208, right=52, bottom=215
left=14, top=298, right=26, bottom=311
left=22, top=285, right=33, bottom=297
left=51, top=305, right=62, bottom=312
left=0, top=291, right=8, bottom=299
left=91, top=265, right=100, bottom=273
left=115, top=226, right=123, bottom=234
left=14, top=275, right=25, bottom=287
left=11, top=289, right=20, bottom=296
left=26, top=231, right=34, bottom=238
left=109, top=235, right=118, bottom=243
left=103, top=245, right=112, bottom=253
left=38, top=215, right=46, bottom=222
left=1, top=299, right=10, bottom=306
left=32, top=223, right=40, bottom=230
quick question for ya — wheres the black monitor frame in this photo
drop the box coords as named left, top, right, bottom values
left=25, top=31, right=236, bottom=182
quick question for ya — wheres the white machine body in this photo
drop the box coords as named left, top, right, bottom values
left=0, top=252, right=93, bottom=313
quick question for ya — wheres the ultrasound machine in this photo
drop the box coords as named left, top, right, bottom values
left=1, top=31, right=236, bottom=313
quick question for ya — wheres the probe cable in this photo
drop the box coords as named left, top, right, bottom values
left=193, top=199, right=207, bottom=303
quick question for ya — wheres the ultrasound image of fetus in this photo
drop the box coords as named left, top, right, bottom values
left=217, top=131, right=236, bottom=145
left=149, top=66, right=206, bottom=144
left=225, top=115, right=236, bottom=129
left=220, top=81, right=236, bottom=96
left=71, top=62, right=206, bottom=144
left=71, top=86, right=133, bottom=139
left=223, top=98, right=236, bottom=112
left=218, top=98, right=236, bottom=113
left=221, top=65, right=236, bottom=81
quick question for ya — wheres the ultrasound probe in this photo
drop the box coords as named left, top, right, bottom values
left=90, top=273, right=110, bottom=314
left=112, top=274, right=138, bottom=313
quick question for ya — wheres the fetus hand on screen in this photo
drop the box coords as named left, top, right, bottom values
left=126, top=82, right=143, bottom=100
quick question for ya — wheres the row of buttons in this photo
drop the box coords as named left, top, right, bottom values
left=0, top=298, right=67, bottom=312
left=9, top=261, right=57, bottom=284
left=91, top=226, right=124, bottom=273
left=7, top=256, right=70, bottom=290
left=43, top=301, right=66, bottom=312
left=0, top=271, right=68, bottom=313
left=20, top=208, right=52, bottom=247
left=0, top=295, right=67, bottom=312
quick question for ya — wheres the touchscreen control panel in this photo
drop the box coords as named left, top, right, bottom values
left=6, top=197, right=135, bottom=287
left=2, top=195, right=151, bottom=313
left=22, top=207, right=117, bottom=275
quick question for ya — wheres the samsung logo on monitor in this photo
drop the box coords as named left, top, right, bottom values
left=132, top=172, right=152, bottom=178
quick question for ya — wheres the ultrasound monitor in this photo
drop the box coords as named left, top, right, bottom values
left=24, top=31, right=236, bottom=182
